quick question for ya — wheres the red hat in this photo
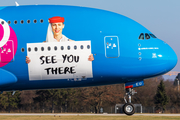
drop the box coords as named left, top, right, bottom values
left=48, top=16, right=64, bottom=23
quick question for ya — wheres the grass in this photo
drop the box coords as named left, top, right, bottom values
left=0, top=116, right=180, bottom=120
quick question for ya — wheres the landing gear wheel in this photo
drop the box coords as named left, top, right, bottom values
left=123, top=102, right=135, bottom=115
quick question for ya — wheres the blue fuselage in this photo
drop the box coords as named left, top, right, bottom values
left=0, top=5, right=177, bottom=91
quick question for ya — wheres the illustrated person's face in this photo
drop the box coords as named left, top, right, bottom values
left=51, top=22, right=64, bottom=36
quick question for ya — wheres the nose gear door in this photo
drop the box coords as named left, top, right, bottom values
left=104, top=36, right=120, bottom=58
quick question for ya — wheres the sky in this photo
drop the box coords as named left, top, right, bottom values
left=1, top=0, right=180, bottom=80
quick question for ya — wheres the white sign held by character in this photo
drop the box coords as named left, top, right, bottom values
left=27, top=41, right=93, bottom=80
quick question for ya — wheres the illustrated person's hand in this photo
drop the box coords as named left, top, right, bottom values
left=26, top=56, right=31, bottom=64
left=88, top=54, right=94, bottom=61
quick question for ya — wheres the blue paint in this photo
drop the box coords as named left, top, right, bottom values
left=0, top=7, right=6, bottom=11
left=125, top=80, right=144, bottom=88
left=0, top=68, right=17, bottom=87
left=0, top=5, right=177, bottom=91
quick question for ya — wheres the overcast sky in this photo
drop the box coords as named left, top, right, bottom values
left=1, top=0, right=179, bottom=80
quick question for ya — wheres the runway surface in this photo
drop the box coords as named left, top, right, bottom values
left=0, top=113, right=180, bottom=116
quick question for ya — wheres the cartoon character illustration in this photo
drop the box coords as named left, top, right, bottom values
left=46, top=16, right=73, bottom=42
left=26, top=16, right=94, bottom=64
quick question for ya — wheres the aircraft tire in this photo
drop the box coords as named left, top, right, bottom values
left=123, top=102, right=135, bottom=115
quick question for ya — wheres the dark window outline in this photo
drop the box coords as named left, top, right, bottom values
left=27, top=20, right=30, bottom=24
left=74, top=45, right=77, bottom=50
left=138, top=33, right=144, bottom=40
left=48, top=46, right=51, bottom=51
left=80, top=45, right=84, bottom=49
left=34, top=47, right=38, bottom=52
left=149, top=33, right=157, bottom=38
left=8, top=21, right=11, bottom=25
left=61, top=46, right=64, bottom=50
left=34, top=19, right=37, bottom=23
left=67, top=46, right=70, bottom=50
left=54, top=46, right=57, bottom=51
left=14, top=20, right=17, bottom=24
left=21, top=48, right=25, bottom=52
left=40, top=19, right=44, bottom=23
left=87, top=45, right=90, bottom=49
left=41, top=47, right=44, bottom=51
left=28, top=47, right=31, bottom=52
left=145, top=33, right=150, bottom=40
left=20, top=20, right=24, bottom=24
left=1, top=21, right=4, bottom=25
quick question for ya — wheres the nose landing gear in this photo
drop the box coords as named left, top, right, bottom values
left=123, top=87, right=137, bottom=115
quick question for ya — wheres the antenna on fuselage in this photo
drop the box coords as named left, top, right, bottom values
left=15, top=1, right=19, bottom=6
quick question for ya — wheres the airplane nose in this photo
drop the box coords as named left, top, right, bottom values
left=167, top=45, right=178, bottom=71
left=145, top=40, right=178, bottom=77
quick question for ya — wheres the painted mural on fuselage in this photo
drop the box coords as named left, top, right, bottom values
left=0, top=5, right=177, bottom=91
left=26, top=16, right=94, bottom=81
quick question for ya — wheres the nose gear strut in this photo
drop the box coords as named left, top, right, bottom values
left=123, top=80, right=144, bottom=115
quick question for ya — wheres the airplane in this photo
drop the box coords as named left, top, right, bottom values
left=0, top=4, right=177, bottom=115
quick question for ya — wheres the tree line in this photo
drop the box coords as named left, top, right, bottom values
left=0, top=76, right=179, bottom=113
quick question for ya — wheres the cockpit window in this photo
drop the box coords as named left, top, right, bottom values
left=145, top=33, right=150, bottom=40
left=139, top=33, right=157, bottom=40
left=149, top=34, right=157, bottom=38
left=139, top=33, right=144, bottom=40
